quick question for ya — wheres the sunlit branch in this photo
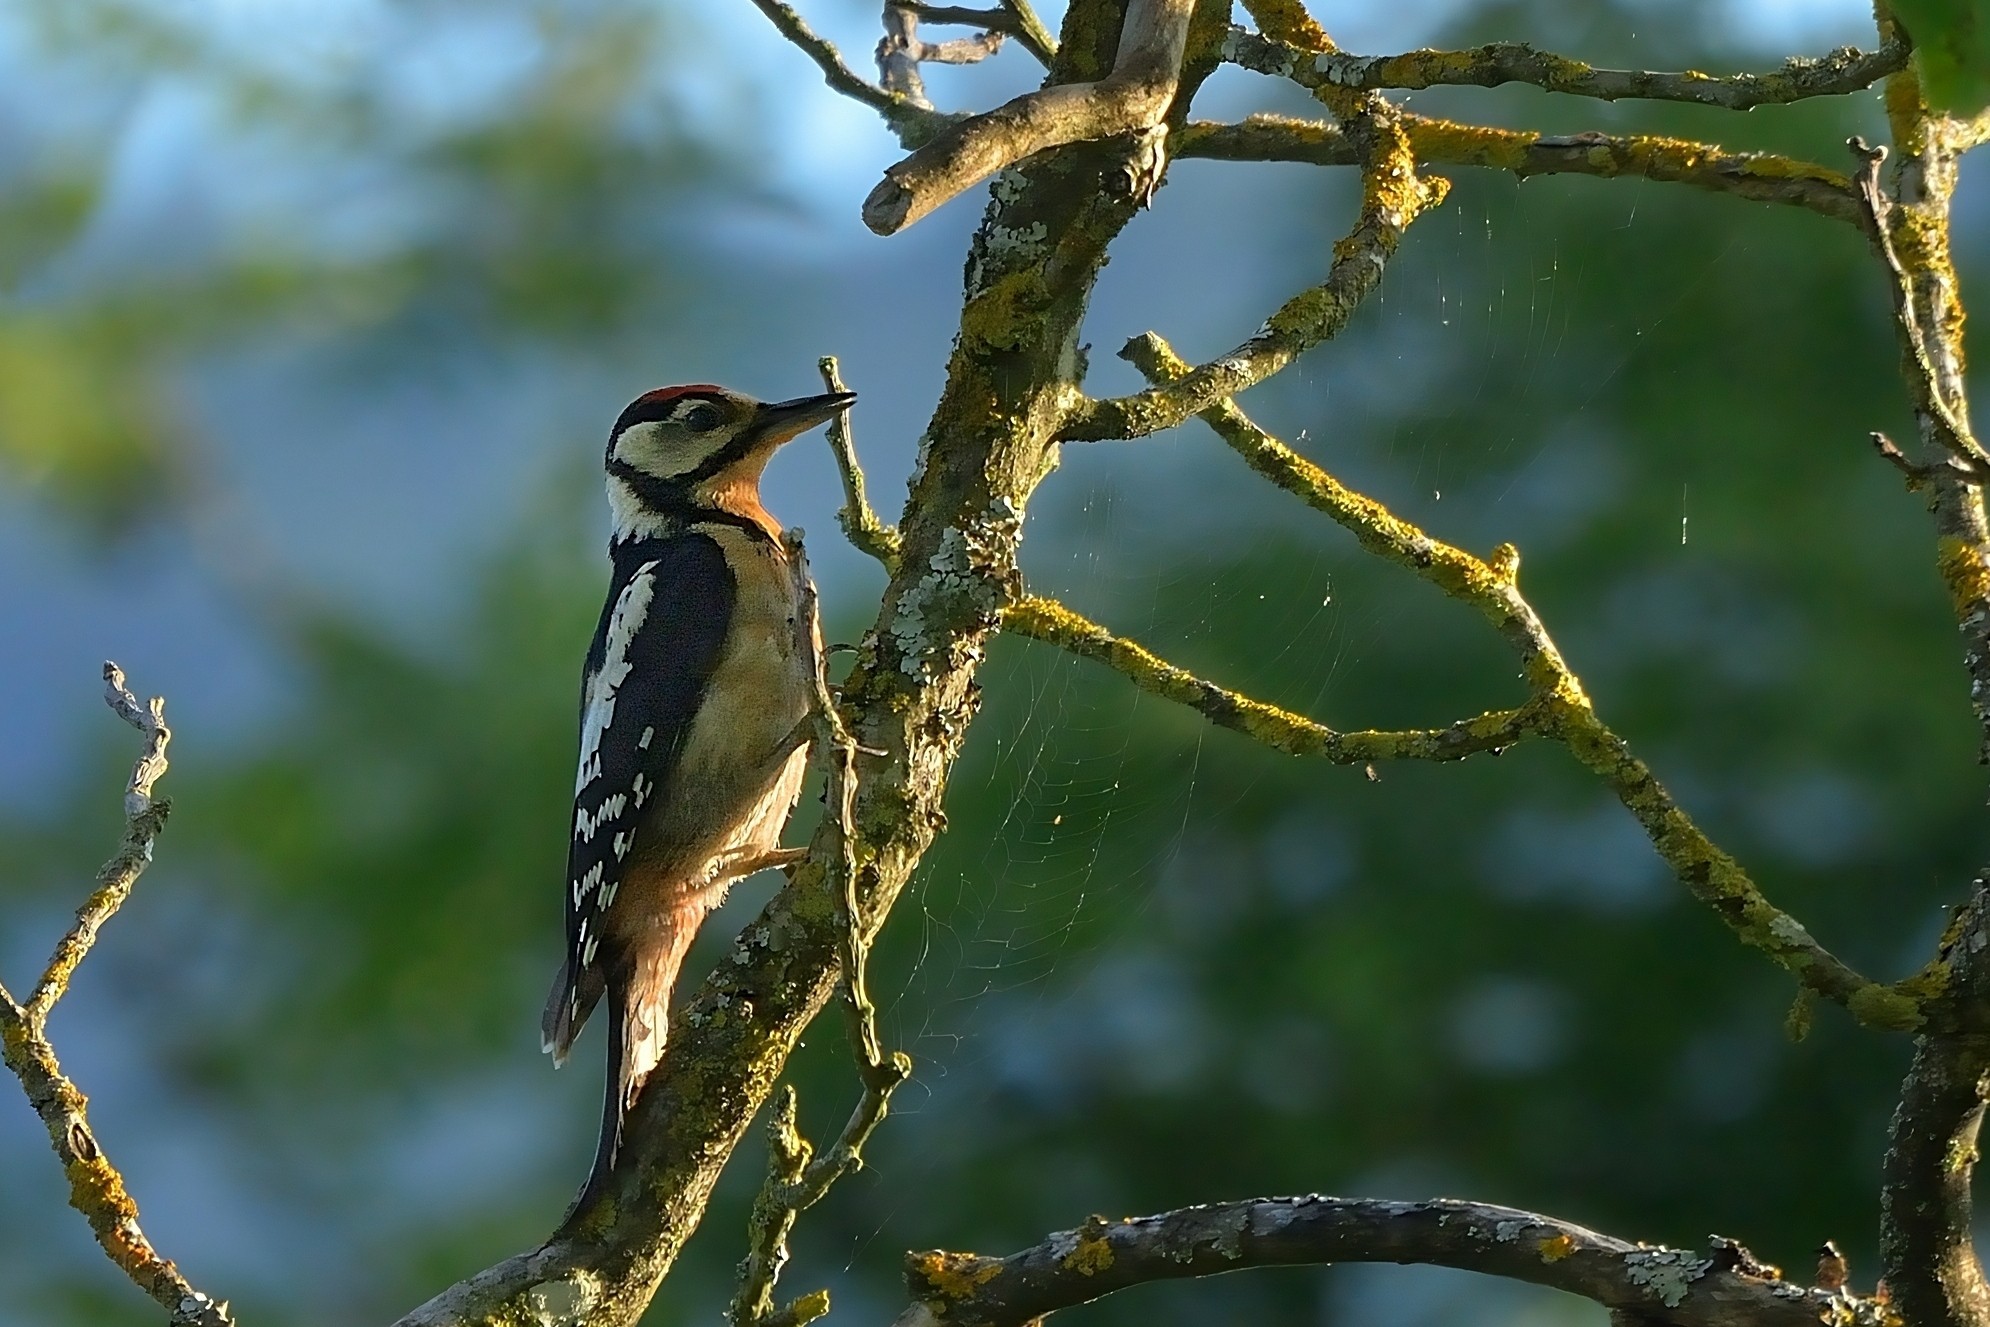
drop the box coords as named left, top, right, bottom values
left=0, top=666, right=233, bottom=1327
left=1003, top=596, right=1538, bottom=763
left=1223, top=26, right=1908, bottom=109
left=878, top=4, right=1006, bottom=111
left=817, top=356, right=901, bottom=568
left=891, top=1197, right=1872, bottom=1327
left=1174, top=114, right=1864, bottom=225
left=1114, top=331, right=1917, bottom=1030
left=1063, top=103, right=1446, bottom=442
left=745, top=0, right=953, bottom=144
left=862, top=0, right=1194, bottom=234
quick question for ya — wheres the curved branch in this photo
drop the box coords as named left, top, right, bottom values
left=893, top=1197, right=1874, bottom=1327
left=1174, top=114, right=1864, bottom=224
left=1003, top=595, right=1540, bottom=762
left=861, top=0, right=1194, bottom=234
left=746, top=0, right=953, bottom=144
left=1223, top=27, right=1907, bottom=108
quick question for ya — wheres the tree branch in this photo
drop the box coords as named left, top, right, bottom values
left=1112, top=331, right=1917, bottom=1030
left=1882, top=880, right=1990, bottom=1327
left=900, top=2, right=1055, bottom=65
left=877, top=4, right=1006, bottom=112
left=1003, top=595, right=1539, bottom=762
left=1222, top=26, right=1908, bottom=109
left=1063, top=102, right=1447, bottom=442
left=861, top=0, right=1195, bottom=234
left=892, top=1197, right=1879, bottom=1327
left=0, top=665, right=233, bottom=1327
left=1174, top=114, right=1864, bottom=225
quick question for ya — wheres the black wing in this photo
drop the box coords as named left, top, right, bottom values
left=545, top=532, right=734, bottom=1056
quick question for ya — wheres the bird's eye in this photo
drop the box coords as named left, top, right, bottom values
left=681, top=403, right=723, bottom=432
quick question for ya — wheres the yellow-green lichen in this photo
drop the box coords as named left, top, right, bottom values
left=1937, top=536, right=1990, bottom=617
left=909, top=1250, right=1004, bottom=1301
left=1064, top=1229, right=1115, bottom=1275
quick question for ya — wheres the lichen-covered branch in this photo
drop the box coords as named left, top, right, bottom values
left=0, top=665, right=233, bottom=1327
left=1175, top=114, right=1864, bottom=224
left=1003, top=596, right=1539, bottom=762
left=818, top=357, right=901, bottom=568
left=1116, top=331, right=1915, bottom=1029
left=1865, top=63, right=1990, bottom=765
left=891, top=1197, right=1881, bottom=1327
left=746, top=0, right=952, bottom=144
left=861, top=0, right=1194, bottom=233
left=1882, top=880, right=1990, bottom=1327
left=1063, top=102, right=1447, bottom=442
left=1223, top=26, right=1907, bottom=109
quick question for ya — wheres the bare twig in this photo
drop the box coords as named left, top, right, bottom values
left=878, top=4, right=1005, bottom=110
left=29, top=663, right=173, bottom=1021
left=1003, top=596, right=1540, bottom=762
left=747, top=0, right=952, bottom=143
left=1174, top=114, right=1865, bottom=225
left=891, top=1197, right=1884, bottom=1327
left=817, top=357, right=901, bottom=568
left=1063, top=102, right=1447, bottom=441
left=862, top=0, right=1195, bottom=234
left=731, top=539, right=916, bottom=1327
left=1111, top=331, right=1918, bottom=1030
left=1223, top=26, right=1907, bottom=109
left=0, top=665, right=233, bottom=1327
left=902, top=0, right=1057, bottom=64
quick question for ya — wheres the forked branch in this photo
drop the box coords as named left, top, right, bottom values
left=861, top=0, right=1196, bottom=233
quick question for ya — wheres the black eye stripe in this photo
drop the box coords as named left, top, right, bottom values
left=612, top=389, right=728, bottom=437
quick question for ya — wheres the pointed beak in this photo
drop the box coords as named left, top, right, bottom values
left=752, top=391, right=857, bottom=446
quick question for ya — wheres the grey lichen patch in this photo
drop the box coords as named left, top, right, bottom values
left=967, top=219, right=1051, bottom=297
left=1208, top=1205, right=1250, bottom=1259
left=1492, top=1218, right=1531, bottom=1243
left=1768, top=914, right=1816, bottom=948
left=889, top=506, right=1023, bottom=681
left=525, top=1275, right=591, bottom=1325
left=1624, top=1249, right=1710, bottom=1309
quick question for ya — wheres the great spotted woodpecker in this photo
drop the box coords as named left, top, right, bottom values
left=543, top=382, right=854, bottom=1205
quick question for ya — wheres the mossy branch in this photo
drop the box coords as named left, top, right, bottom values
left=1064, top=101, right=1447, bottom=442
left=1223, top=26, right=1907, bottom=108
left=1175, top=114, right=1864, bottom=225
left=1003, top=596, right=1539, bottom=763
left=0, top=665, right=233, bottom=1327
left=1116, top=331, right=1916, bottom=1030
left=891, top=1197, right=1877, bottom=1327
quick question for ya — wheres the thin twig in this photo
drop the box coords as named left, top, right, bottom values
left=1003, top=596, right=1540, bottom=762
left=878, top=4, right=1005, bottom=111
left=30, top=663, right=173, bottom=1021
left=735, top=540, right=914, bottom=1327
left=892, top=1197, right=1878, bottom=1327
left=1112, top=331, right=1918, bottom=1030
left=0, top=665, right=232, bottom=1326
left=999, top=0, right=1057, bottom=64
left=1223, top=26, right=1908, bottom=109
left=817, top=357, right=901, bottom=568
left=746, top=0, right=952, bottom=143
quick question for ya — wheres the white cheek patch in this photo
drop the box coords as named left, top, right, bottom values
left=608, top=476, right=671, bottom=541
left=612, top=420, right=716, bottom=479
left=576, top=561, right=658, bottom=794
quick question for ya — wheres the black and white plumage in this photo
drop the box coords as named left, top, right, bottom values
left=544, top=382, right=854, bottom=1207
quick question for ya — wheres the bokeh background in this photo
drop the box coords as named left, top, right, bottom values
left=3, top=0, right=1984, bottom=1323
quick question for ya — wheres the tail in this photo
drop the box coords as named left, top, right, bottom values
left=569, top=907, right=704, bottom=1211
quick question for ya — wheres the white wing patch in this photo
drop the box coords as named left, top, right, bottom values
left=576, top=560, right=660, bottom=796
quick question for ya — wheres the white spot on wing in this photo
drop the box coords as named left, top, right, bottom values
left=576, top=561, right=659, bottom=795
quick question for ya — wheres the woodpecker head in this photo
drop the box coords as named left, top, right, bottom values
left=603, top=384, right=855, bottom=539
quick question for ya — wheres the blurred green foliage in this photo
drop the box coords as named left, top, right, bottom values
left=3, top=1, right=1984, bottom=1325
